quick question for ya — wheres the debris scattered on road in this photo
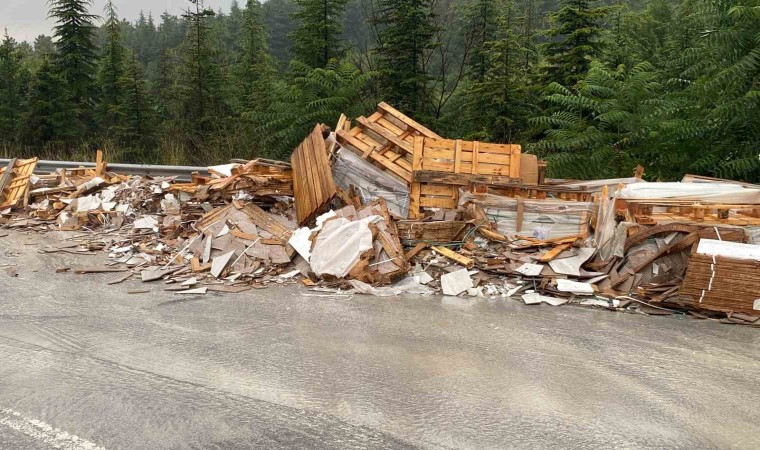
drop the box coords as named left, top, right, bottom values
left=2, top=102, right=759, bottom=325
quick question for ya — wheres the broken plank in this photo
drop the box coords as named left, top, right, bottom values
left=431, top=246, right=474, bottom=269
left=74, top=266, right=129, bottom=274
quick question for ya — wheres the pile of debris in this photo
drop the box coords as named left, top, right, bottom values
left=1, top=103, right=760, bottom=326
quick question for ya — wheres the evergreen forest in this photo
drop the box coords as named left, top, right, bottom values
left=0, top=0, right=758, bottom=181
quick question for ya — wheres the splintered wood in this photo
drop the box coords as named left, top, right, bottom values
left=291, top=124, right=337, bottom=225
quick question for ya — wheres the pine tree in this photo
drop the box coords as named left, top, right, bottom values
left=289, top=0, right=349, bottom=67
left=97, top=0, right=126, bottom=135
left=0, top=30, right=25, bottom=142
left=463, top=0, right=500, bottom=82
left=374, top=0, right=438, bottom=116
left=249, top=59, right=372, bottom=158
left=464, top=0, right=535, bottom=142
left=542, top=0, right=608, bottom=86
left=177, top=0, right=229, bottom=136
left=48, top=0, right=99, bottom=111
left=20, top=58, right=77, bottom=146
left=239, top=0, right=276, bottom=108
left=118, top=50, right=153, bottom=147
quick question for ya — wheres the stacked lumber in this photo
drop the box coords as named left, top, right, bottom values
left=291, top=124, right=337, bottom=225
left=678, top=240, right=760, bottom=316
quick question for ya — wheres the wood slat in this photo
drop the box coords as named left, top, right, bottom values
left=291, top=125, right=337, bottom=225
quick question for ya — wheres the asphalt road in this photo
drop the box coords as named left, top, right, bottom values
left=1, top=229, right=759, bottom=449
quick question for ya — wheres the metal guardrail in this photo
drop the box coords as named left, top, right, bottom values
left=0, top=159, right=209, bottom=182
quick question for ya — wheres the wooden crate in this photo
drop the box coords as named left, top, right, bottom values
left=336, top=102, right=441, bottom=183
left=291, top=125, right=337, bottom=225
left=0, top=157, right=38, bottom=210
left=409, top=137, right=521, bottom=218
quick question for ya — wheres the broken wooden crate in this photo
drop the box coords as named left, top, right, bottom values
left=336, top=102, right=442, bottom=183
left=0, top=158, right=38, bottom=210
left=409, top=137, right=521, bottom=218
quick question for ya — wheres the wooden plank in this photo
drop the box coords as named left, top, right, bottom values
left=291, top=125, right=336, bottom=225
left=454, top=140, right=462, bottom=174
left=95, top=150, right=106, bottom=177
left=357, top=116, right=414, bottom=154
left=378, top=102, right=442, bottom=138
left=471, top=141, right=479, bottom=174
left=419, top=196, right=458, bottom=209
left=413, top=170, right=517, bottom=186
left=0, top=158, right=38, bottom=209
left=404, top=242, right=428, bottom=261
left=509, top=144, right=522, bottom=179
left=420, top=184, right=455, bottom=196
left=431, top=246, right=474, bottom=269
left=0, top=158, right=17, bottom=204
left=538, top=243, right=572, bottom=262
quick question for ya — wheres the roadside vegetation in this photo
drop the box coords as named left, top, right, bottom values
left=0, top=0, right=758, bottom=181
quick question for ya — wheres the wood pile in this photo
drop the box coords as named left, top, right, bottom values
left=678, top=240, right=760, bottom=317
left=2, top=102, right=760, bottom=327
left=291, top=124, right=336, bottom=225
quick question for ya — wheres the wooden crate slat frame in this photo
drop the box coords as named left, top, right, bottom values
left=292, top=125, right=336, bottom=225
left=408, top=137, right=521, bottom=218
left=0, top=157, right=38, bottom=210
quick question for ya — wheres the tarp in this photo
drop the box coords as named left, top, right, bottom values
left=309, top=215, right=381, bottom=278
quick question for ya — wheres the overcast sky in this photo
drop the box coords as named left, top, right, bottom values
left=2, top=0, right=236, bottom=43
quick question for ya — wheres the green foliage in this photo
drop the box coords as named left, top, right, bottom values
left=97, top=0, right=126, bottom=136
left=175, top=0, right=231, bottom=139
left=0, top=31, right=27, bottom=142
left=19, top=58, right=77, bottom=146
left=48, top=0, right=99, bottom=110
left=679, top=0, right=760, bottom=181
left=290, top=0, right=349, bottom=67
left=118, top=50, right=154, bottom=149
left=238, top=0, right=277, bottom=110
left=459, top=0, right=538, bottom=143
left=530, top=61, right=670, bottom=179
left=462, top=0, right=500, bottom=82
left=246, top=59, right=373, bottom=158
left=374, top=0, right=438, bottom=116
left=542, top=0, right=609, bottom=86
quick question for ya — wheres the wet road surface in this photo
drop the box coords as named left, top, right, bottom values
left=1, top=229, right=759, bottom=449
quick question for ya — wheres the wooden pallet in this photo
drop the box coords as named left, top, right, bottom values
left=409, top=137, right=521, bottom=218
left=291, top=124, right=337, bottom=225
left=0, top=157, right=38, bottom=210
left=336, top=102, right=442, bottom=183
left=623, top=200, right=760, bottom=226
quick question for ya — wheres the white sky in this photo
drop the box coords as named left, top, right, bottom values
left=1, top=0, right=237, bottom=43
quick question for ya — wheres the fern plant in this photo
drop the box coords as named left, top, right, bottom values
left=245, top=59, right=374, bottom=159
left=529, top=61, right=675, bottom=179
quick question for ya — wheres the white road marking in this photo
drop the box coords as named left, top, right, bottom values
left=0, top=408, right=105, bottom=450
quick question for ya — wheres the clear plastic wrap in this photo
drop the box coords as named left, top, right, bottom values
left=332, top=148, right=410, bottom=218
